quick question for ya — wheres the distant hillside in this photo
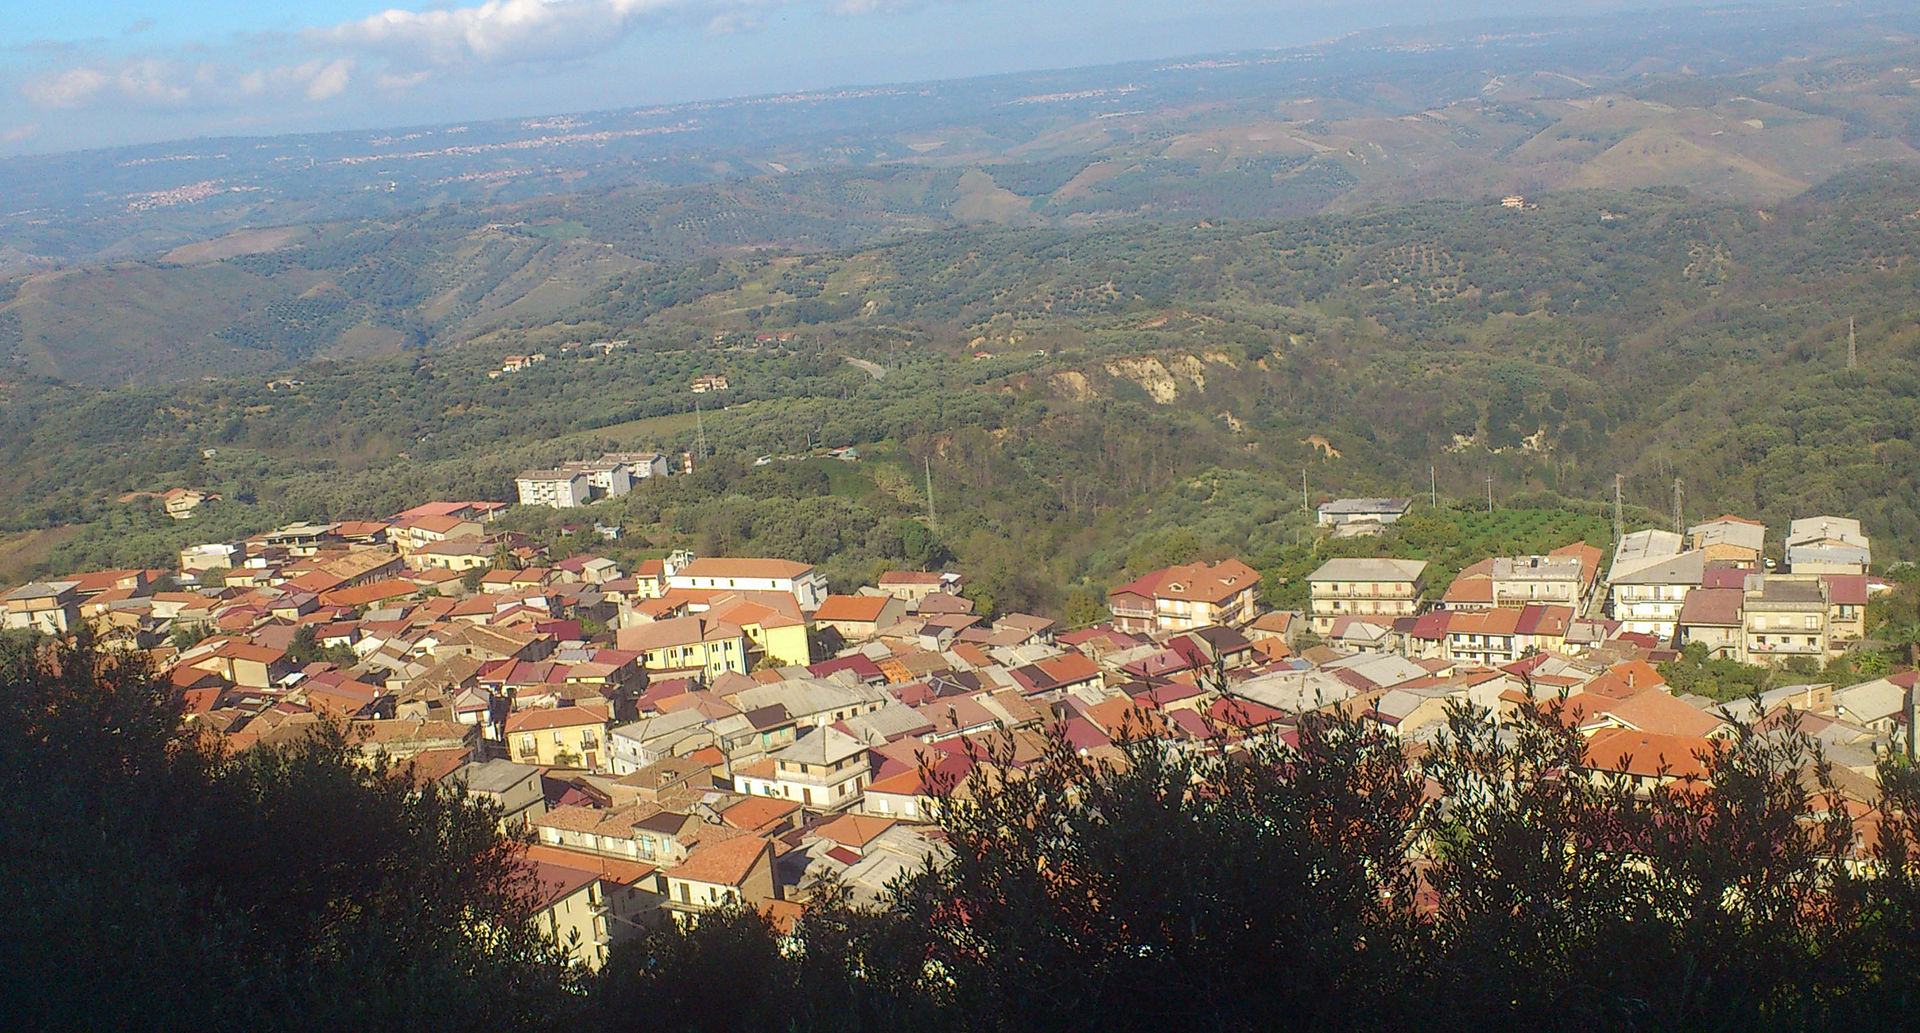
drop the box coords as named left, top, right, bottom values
left=11, top=5, right=1920, bottom=382
left=9, top=165, right=1920, bottom=603
left=8, top=5, right=1920, bottom=384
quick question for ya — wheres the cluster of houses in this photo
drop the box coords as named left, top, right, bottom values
left=3, top=488, right=1904, bottom=970
left=0, top=505, right=1285, bottom=970
left=1294, top=508, right=1879, bottom=671
left=517, top=453, right=672, bottom=509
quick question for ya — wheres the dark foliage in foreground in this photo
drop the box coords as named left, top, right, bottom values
left=603, top=697, right=1920, bottom=1033
left=15, top=634, right=1920, bottom=1032
left=0, top=633, right=581, bottom=1033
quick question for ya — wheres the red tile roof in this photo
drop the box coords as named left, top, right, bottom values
left=664, top=836, right=771, bottom=888
left=1110, top=559, right=1260, bottom=606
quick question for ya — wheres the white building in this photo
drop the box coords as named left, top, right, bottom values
left=516, top=469, right=591, bottom=509
left=1609, top=528, right=1685, bottom=582
left=1786, top=517, right=1870, bottom=574
left=668, top=558, right=830, bottom=611
left=1315, top=497, right=1414, bottom=535
left=562, top=458, right=634, bottom=500
left=603, top=452, right=670, bottom=479
left=1608, top=551, right=1707, bottom=640
left=180, top=542, right=245, bottom=572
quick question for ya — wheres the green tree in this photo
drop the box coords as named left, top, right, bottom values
left=0, top=634, right=582, bottom=1032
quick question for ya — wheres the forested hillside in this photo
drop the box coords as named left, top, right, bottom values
left=6, top=164, right=1920, bottom=614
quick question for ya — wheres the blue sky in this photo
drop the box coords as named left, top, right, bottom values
left=0, top=0, right=1688, bottom=155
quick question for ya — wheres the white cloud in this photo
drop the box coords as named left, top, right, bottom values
left=706, top=11, right=762, bottom=33
left=2, top=122, right=42, bottom=143
left=24, top=66, right=109, bottom=108
left=13, top=0, right=930, bottom=126
left=377, top=69, right=433, bottom=90
left=313, top=0, right=694, bottom=68
left=306, top=58, right=354, bottom=100
left=117, top=59, right=192, bottom=105
left=22, top=54, right=364, bottom=112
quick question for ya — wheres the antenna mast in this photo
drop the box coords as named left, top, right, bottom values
left=693, top=396, right=711, bottom=462
left=1671, top=478, right=1683, bottom=534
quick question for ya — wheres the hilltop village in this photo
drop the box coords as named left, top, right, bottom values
left=0, top=488, right=1902, bottom=970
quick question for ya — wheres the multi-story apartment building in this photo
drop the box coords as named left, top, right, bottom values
left=1741, top=574, right=1830, bottom=665
left=1305, top=558, right=1429, bottom=636
left=516, top=469, right=591, bottom=508
left=1608, top=551, right=1706, bottom=640
left=1491, top=555, right=1584, bottom=609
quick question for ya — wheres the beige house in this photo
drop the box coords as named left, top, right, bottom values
left=1490, top=555, right=1584, bottom=609
left=2, top=581, right=81, bottom=634
left=1741, top=575, right=1831, bottom=665
left=406, top=537, right=500, bottom=572
left=660, top=836, right=779, bottom=923
left=1687, top=515, right=1766, bottom=567
left=1305, top=558, right=1428, bottom=636
left=1675, top=588, right=1744, bottom=659
left=447, top=758, right=549, bottom=831
left=772, top=726, right=871, bottom=812
left=812, top=594, right=906, bottom=641
left=876, top=571, right=960, bottom=605
left=527, top=863, right=613, bottom=969
left=1825, top=574, right=1869, bottom=650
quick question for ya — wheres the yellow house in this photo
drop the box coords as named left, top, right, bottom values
left=725, top=608, right=812, bottom=667
left=526, top=861, right=615, bottom=970
left=615, top=616, right=750, bottom=676
left=505, top=704, right=611, bottom=770
left=702, top=594, right=814, bottom=667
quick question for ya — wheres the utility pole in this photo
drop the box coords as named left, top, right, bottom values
left=1671, top=478, right=1684, bottom=535
left=1302, top=468, right=1308, bottom=517
left=925, top=456, right=938, bottom=534
left=1613, top=473, right=1624, bottom=546
left=1430, top=465, right=1436, bottom=507
left=1485, top=473, right=1493, bottom=515
left=1848, top=316, right=1858, bottom=370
